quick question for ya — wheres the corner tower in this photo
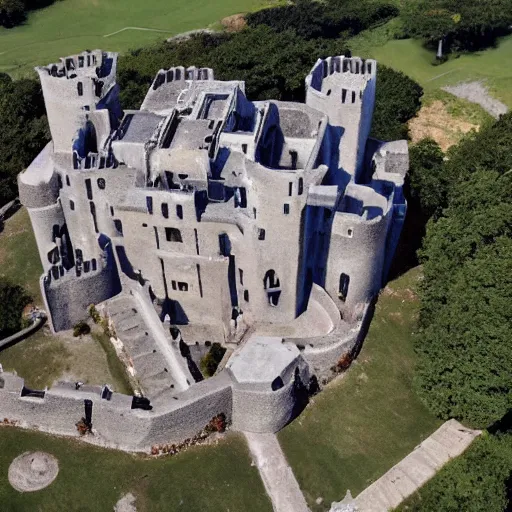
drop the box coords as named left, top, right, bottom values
left=36, top=50, right=122, bottom=155
left=305, top=56, right=376, bottom=183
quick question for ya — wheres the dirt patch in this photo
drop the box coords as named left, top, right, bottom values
left=221, top=13, right=247, bottom=33
left=9, top=452, right=59, bottom=492
left=114, top=493, right=137, bottom=512
left=409, top=100, right=479, bottom=151
left=443, top=81, right=508, bottom=119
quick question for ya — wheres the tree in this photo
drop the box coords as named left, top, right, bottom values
left=408, top=138, right=446, bottom=219
left=371, top=65, right=423, bottom=141
left=402, top=0, right=512, bottom=56
left=416, top=170, right=512, bottom=427
left=0, top=279, right=31, bottom=337
left=398, top=432, right=512, bottom=512
left=0, top=75, right=49, bottom=205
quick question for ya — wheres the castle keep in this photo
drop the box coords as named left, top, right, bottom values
left=9, top=50, right=408, bottom=447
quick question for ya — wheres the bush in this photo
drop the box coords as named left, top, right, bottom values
left=200, top=343, right=227, bottom=377
left=371, top=65, right=423, bottom=141
left=73, top=321, right=91, bottom=337
left=397, top=432, right=512, bottom=511
left=0, top=279, right=31, bottom=337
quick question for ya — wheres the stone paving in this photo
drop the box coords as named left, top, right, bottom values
left=245, top=432, right=310, bottom=512
left=353, top=419, right=481, bottom=512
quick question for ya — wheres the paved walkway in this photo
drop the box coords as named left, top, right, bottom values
left=354, top=419, right=481, bottom=512
left=245, top=432, right=310, bottom=512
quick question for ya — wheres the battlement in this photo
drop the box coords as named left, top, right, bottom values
left=151, top=66, right=214, bottom=91
left=36, top=50, right=117, bottom=82
left=305, top=56, right=376, bottom=99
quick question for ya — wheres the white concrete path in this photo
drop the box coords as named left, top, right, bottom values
left=245, top=432, right=311, bottom=512
left=354, top=419, right=481, bottom=512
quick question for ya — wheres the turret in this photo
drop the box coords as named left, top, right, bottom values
left=305, top=56, right=376, bottom=183
left=36, top=50, right=122, bottom=155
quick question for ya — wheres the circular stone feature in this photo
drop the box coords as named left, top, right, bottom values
left=8, top=452, right=59, bottom=492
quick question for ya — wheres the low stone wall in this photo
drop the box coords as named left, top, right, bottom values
left=0, top=316, right=46, bottom=350
left=0, top=372, right=232, bottom=452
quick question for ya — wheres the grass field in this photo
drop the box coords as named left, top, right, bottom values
left=0, top=207, right=44, bottom=304
left=278, top=267, right=441, bottom=511
left=0, top=428, right=271, bottom=512
left=350, top=23, right=512, bottom=108
left=0, top=208, right=132, bottom=391
left=0, top=0, right=274, bottom=77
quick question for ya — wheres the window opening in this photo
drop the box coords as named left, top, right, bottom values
left=283, top=203, right=290, bottom=215
left=165, top=227, right=182, bottom=242
left=339, top=273, right=350, bottom=302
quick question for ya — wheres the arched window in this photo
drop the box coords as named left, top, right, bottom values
left=339, top=273, right=350, bottom=302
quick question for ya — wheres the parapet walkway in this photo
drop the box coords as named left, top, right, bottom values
left=353, top=419, right=481, bottom=512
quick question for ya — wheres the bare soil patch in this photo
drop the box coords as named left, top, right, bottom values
left=8, top=452, right=59, bottom=492
left=409, top=100, right=479, bottom=151
left=221, top=13, right=247, bottom=32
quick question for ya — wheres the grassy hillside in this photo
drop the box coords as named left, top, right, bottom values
left=278, top=267, right=441, bottom=511
left=350, top=23, right=512, bottom=108
left=0, top=0, right=273, bottom=77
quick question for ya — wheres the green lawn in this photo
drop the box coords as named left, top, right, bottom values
left=0, top=207, right=44, bottom=305
left=0, top=428, right=271, bottom=512
left=350, top=24, right=512, bottom=108
left=278, top=267, right=441, bottom=511
left=0, top=0, right=274, bottom=77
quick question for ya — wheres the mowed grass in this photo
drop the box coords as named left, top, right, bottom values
left=0, top=0, right=274, bottom=77
left=0, top=207, right=44, bottom=304
left=0, top=208, right=132, bottom=391
left=350, top=24, right=512, bottom=108
left=0, top=428, right=271, bottom=512
left=278, top=267, right=441, bottom=511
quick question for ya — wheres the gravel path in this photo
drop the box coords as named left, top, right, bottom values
left=245, top=432, right=310, bottom=512
left=443, top=81, right=508, bottom=119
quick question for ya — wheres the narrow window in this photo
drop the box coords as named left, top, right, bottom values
left=57, top=174, right=62, bottom=189
left=110, top=206, right=114, bottom=216
left=244, top=290, right=249, bottom=302
left=288, top=182, right=293, bottom=196
left=283, top=203, right=290, bottom=215
left=172, top=280, right=177, bottom=291
left=352, top=91, right=356, bottom=103
left=85, top=178, right=93, bottom=200
left=97, top=178, right=106, bottom=190
left=176, top=204, right=183, bottom=219
left=78, top=56, right=84, bottom=68
left=218, top=233, right=230, bottom=256
left=66, top=175, right=70, bottom=186
left=234, top=187, right=247, bottom=208
left=239, top=268, right=244, bottom=286
left=77, top=82, right=83, bottom=96
left=146, top=196, right=153, bottom=215
left=298, top=177, right=304, bottom=196
left=242, top=144, right=247, bottom=154
left=70, top=200, right=75, bottom=210
left=114, top=219, right=123, bottom=236
left=290, top=151, right=298, bottom=170
left=178, top=282, right=188, bottom=292
left=89, top=201, right=98, bottom=233
left=258, top=228, right=266, bottom=241
left=253, top=207, right=257, bottom=219
left=165, top=227, right=182, bottom=242
left=339, top=273, right=350, bottom=302
left=91, top=258, right=97, bottom=271
left=342, top=89, right=347, bottom=103
left=161, top=203, right=169, bottom=219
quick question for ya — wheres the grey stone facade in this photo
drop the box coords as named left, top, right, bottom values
left=11, top=50, right=408, bottom=448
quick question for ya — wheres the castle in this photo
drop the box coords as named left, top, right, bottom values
left=9, top=50, right=408, bottom=446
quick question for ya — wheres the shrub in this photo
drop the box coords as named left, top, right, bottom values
left=0, top=279, right=31, bottom=338
left=200, top=343, right=226, bottom=377
left=73, top=321, right=91, bottom=337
